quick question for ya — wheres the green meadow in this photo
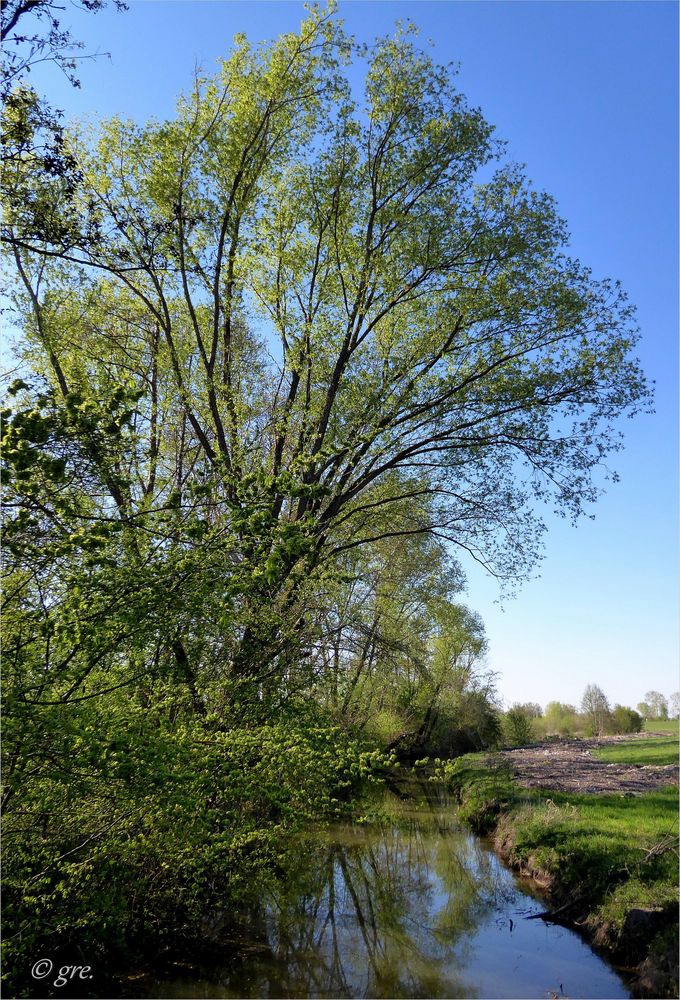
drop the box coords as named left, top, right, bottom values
left=644, top=719, right=680, bottom=737
left=595, top=737, right=679, bottom=766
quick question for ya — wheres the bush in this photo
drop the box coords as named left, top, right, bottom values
left=2, top=705, right=389, bottom=996
left=504, top=705, right=535, bottom=746
left=541, top=701, right=581, bottom=737
left=610, top=705, right=644, bottom=734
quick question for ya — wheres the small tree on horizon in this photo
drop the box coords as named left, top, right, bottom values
left=581, top=684, right=611, bottom=736
left=505, top=704, right=535, bottom=746
left=644, top=691, right=669, bottom=721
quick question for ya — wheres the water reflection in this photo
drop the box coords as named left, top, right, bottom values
left=144, top=782, right=629, bottom=999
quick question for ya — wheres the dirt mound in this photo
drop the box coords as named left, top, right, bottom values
left=499, top=736, right=678, bottom=794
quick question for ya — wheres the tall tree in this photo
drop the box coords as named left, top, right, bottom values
left=1, top=0, right=127, bottom=261
left=3, top=6, right=650, bottom=705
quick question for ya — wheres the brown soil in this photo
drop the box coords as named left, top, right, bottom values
left=499, top=733, right=679, bottom=795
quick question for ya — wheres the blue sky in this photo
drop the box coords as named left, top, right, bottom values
left=26, top=0, right=678, bottom=711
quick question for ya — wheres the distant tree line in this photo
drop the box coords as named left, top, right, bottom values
left=637, top=690, right=677, bottom=722
left=501, top=684, right=680, bottom=747
left=501, top=685, right=656, bottom=745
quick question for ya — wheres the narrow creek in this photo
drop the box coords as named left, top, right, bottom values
left=138, top=781, right=630, bottom=999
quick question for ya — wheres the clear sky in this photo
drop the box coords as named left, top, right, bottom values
left=25, top=0, right=678, bottom=712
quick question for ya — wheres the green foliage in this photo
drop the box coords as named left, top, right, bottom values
left=610, top=704, right=644, bottom=735
left=535, top=701, right=644, bottom=739
left=645, top=690, right=670, bottom=721
left=504, top=705, right=536, bottom=746
left=512, top=702, right=543, bottom=718
left=444, top=690, right=503, bottom=755
left=540, top=700, right=580, bottom=737
left=317, top=530, right=500, bottom=756
left=2, top=701, right=389, bottom=994
left=3, top=4, right=650, bottom=663
left=1, top=0, right=127, bottom=97
left=581, top=683, right=611, bottom=736
left=2, top=0, right=651, bottom=711
left=1, top=0, right=127, bottom=248
left=436, top=753, right=520, bottom=833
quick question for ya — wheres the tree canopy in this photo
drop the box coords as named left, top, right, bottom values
left=0, top=0, right=127, bottom=95
left=581, top=683, right=611, bottom=736
left=2, top=5, right=650, bottom=702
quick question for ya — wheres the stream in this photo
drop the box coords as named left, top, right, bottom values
left=137, top=782, right=630, bottom=999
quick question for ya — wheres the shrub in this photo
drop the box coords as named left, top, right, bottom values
left=2, top=707, right=388, bottom=996
left=610, top=705, right=644, bottom=734
left=504, top=705, right=535, bottom=746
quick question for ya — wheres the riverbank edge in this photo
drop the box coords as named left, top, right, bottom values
left=441, top=753, right=679, bottom=999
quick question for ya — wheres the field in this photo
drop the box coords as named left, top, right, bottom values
left=595, top=737, right=678, bottom=766
left=644, top=719, right=679, bottom=736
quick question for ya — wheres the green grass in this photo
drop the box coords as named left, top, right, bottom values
left=445, top=754, right=678, bottom=877
left=509, top=785, right=679, bottom=892
left=644, top=719, right=679, bottom=736
left=595, top=737, right=679, bottom=766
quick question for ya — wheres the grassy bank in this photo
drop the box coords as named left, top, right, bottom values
left=442, top=745, right=679, bottom=998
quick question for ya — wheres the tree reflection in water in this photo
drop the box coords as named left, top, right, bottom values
left=257, top=782, right=511, bottom=998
